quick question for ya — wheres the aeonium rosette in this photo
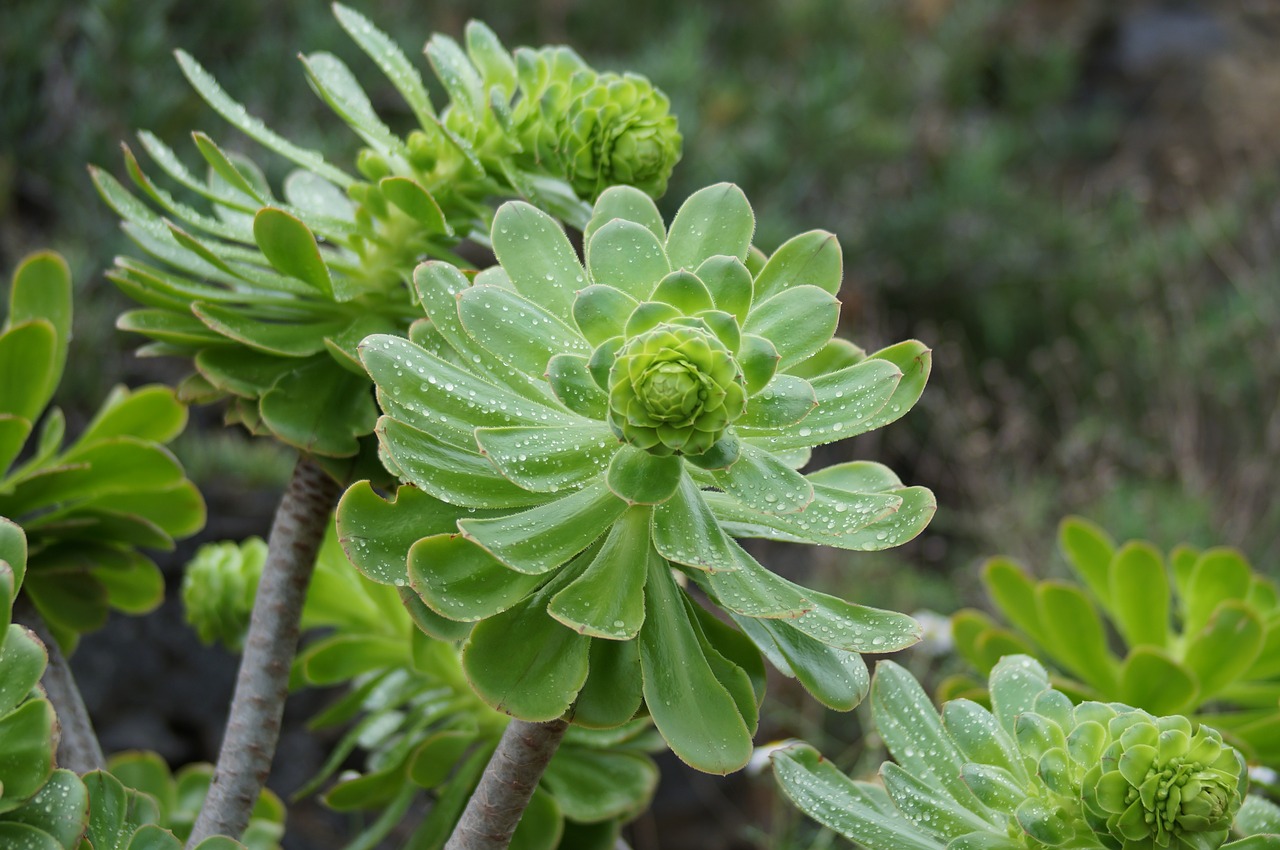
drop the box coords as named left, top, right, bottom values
left=337, top=183, right=936, bottom=773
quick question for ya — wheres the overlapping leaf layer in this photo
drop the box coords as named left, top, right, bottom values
left=341, top=183, right=936, bottom=772
left=774, top=656, right=1275, bottom=850
left=948, top=517, right=1280, bottom=765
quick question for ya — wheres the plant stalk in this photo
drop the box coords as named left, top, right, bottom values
left=13, top=595, right=106, bottom=774
left=187, top=455, right=341, bottom=847
left=444, top=717, right=570, bottom=850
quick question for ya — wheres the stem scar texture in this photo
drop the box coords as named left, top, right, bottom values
left=187, top=455, right=341, bottom=847
left=444, top=717, right=570, bottom=850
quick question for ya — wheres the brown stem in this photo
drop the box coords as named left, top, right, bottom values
left=187, top=455, right=341, bottom=847
left=444, top=718, right=570, bottom=850
left=12, top=596, right=105, bottom=774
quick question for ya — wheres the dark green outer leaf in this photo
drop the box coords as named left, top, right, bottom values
left=548, top=507, right=652, bottom=640
left=258, top=359, right=376, bottom=457
left=252, top=209, right=333, bottom=296
left=771, top=743, right=945, bottom=850
left=0, top=321, right=57, bottom=424
left=408, top=534, right=547, bottom=623
left=638, top=558, right=752, bottom=774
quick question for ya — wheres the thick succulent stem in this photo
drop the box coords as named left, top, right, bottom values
left=444, top=717, right=570, bottom=850
left=13, top=596, right=105, bottom=774
left=187, top=455, right=341, bottom=847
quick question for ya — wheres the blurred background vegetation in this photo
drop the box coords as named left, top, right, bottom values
left=3, top=0, right=1278, bottom=847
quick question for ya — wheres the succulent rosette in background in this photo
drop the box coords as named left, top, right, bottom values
left=339, top=182, right=935, bottom=773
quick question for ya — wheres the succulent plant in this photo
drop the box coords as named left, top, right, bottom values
left=946, top=517, right=1280, bottom=765
left=182, top=538, right=268, bottom=652
left=107, top=751, right=284, bottom=850
left=772, top=656, right=1272, bottom=850
left=339, top=182, right=935, bottom=773
left=94, top=7, right=679, bottom=467
left=283, top=524, right=657, bottom=850
left=0, top=253, right=203, bottom=651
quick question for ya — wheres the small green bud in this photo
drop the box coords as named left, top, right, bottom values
left=356, top=148, right=392, bottom=181
left=607, top=323, right=746, bottom=456
left=181, top=538, right=268, bottom=652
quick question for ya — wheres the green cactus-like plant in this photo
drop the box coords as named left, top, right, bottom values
left=338, top=182, right=935, bottom=773
left=294, top=525, right=657, bottom=849
left=0, top=252, right=203, bottom=650
left=773, top=656, right=1274, bottom=850
left=94, top=6, right=679, bottom=466
left=946, top=517, right=1280, bottom=765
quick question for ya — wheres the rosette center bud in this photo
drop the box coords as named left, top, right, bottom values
left=607, top=323, right=746, bottom=457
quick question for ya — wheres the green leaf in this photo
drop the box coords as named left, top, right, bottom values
left=259, top=359, right=375, bottom=457
left=459, top=482, right=624, bottom=574
left=1035, top=581, right=1118, bottom=693
left=1058, top=515, right=1116, bottom=612
left=300, top=51, right=399, bottom=153
left=570, top=636, right=643, bottom=729
left=458, top=285, right=589, bottom=375
left=191, top=303, right=345, bottom=357
left=651, top=472, right=739, bottom=572
left=92, top=554, right=166, bottom=615
left=24, top=572, right=109, bottom=635
left=491, top=202, right=584, bottom=321
left=333, top=3, right=434, bottom=127
left=1118, top=647, right=1197, bottom=715
left=584, top=185, right=665, bottom=244
left=0, top=321, right=57, bottom=424
left=734, top=614, right=869, bottom=711
left=548, top=506, right=653, bottom=640
left=790, top=588, right=921, bottom=654
left=336, top=481, right=479, bottom=586
left=379, top=177, right=450, bottom=234
left=0, top=824, right=63, bottom=850
left=79, top=483, right=205, bottom=540
left=737, top=357, right=902, bottom=450
left=988, top=656, right=1051, bottom=740
left=78, top=386, right=186, bottom=446
left=585, top=219, right=670, bottom=301
left=465, top=21, right=516, bottom=93
left=1109, top=541, right=1170, bottom=649
left=771, top=744, right=945, bottom=850
left=753, top=229, right=842, bottom=302
left=9, top=251, right=71, bottom=392
left=737, top=375, right=816, bottom=431
left=426, top=34, right=484, bottom=118
left=743, top=286, right=838, bottom=371
left=1182, top=600, right=1263, bottom=700
left=546, top=355, right=608, bottom=420
left=376, top=417, right=545, bottom=509
left=0, top=415, right=32, bottom=475
left=475, top=424, right=617, bottom=494
left=462, top=578, right=591, bottom=720
left=252, top=208, right=332, bottom=296
left=695, top=255, right=754, bottom=324
left=981, top=558, right=1048, bottom=648
left=1184, top=548, right=1251, bottom=640
left=298, top=634, right=407, bottom=685
left=509, top=788, right=563, bottom=850
left=541, top=749, right=658, bottom=823
left=0, top=769, right=88, bottom=847
left=572, top=286, right=639, bottom=348
left=606, top=446, right=682, bottom=506
left=638, top=558, right=752, bottom=773
left=882, top=762, right=992, bottom=837
left=408, top=534, right=546, bottom=622
left=0, top=697, right=56, bottom=811
left=407, top=729, right=478, bottom=789
left=175, top=51, right=353, bottom=188
left=665, top=183, right=754, bottom=270
left=697, top=541, right=811, bottom=619
left=6, top=438, right=185, bottom=512
left=651, top=270, right=713, bottom=315
left=0, top=624, right=45, bottom=717
left=711, top=443, right=813, bottom=515
left=871, top=661, right=989, bottom=819
left=0, top=519, right=27, bottom=597
left=943, top=699, right=1026, bottom=783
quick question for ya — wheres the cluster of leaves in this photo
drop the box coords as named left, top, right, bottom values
left=339, top=182, right=935, bottom=774
left=773, top=655, right=1278, bottom=850
left=1, top=253, right=203, bottom=650
left=182, top=529, right=660, bottom=849
left=92, top=4, right=680, bottom=469
left=947, top=517, right=1280, bottom=764
left=0, top=519, right=269, bottom=850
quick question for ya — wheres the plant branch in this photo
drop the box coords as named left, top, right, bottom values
left=187, top=455, right=342, bottom=847
left=13, top=595, right=106, bottom=774
left=444, top=717, right=570, bottom=850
